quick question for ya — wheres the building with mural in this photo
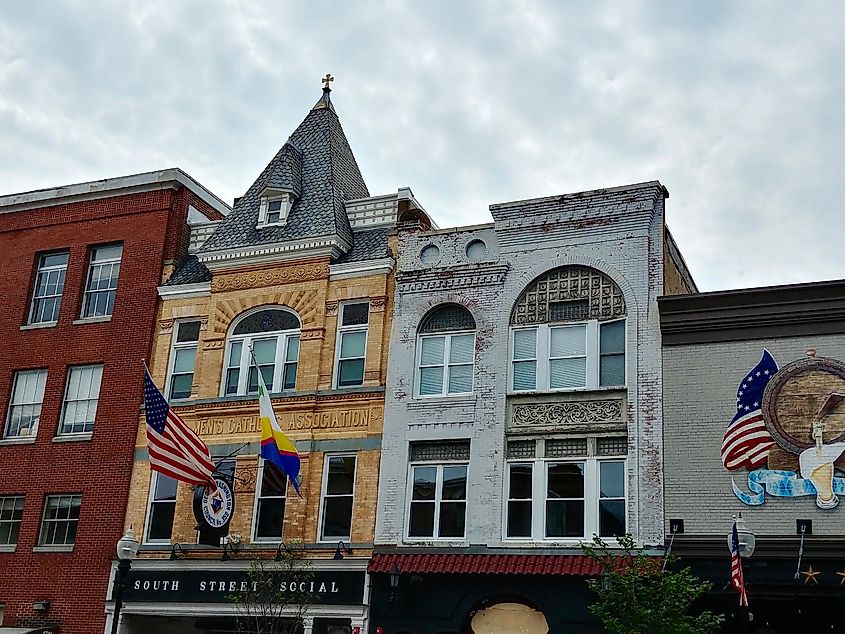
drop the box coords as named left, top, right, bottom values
left=111, top=84, right=433, bottom=634
left=0, top=170, right=228, bottom=633
left=660, top=280, right=845, bottom=633
left=369, top=182, right=696, bottom=633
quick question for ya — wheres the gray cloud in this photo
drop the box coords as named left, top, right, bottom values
left=1, top=0, right=843, bottom=290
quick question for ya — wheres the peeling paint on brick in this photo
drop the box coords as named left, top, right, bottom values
left=377, top=182, right=673, bottom=549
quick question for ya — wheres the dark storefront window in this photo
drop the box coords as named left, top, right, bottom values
left=313, top=618, right=352, bottom=634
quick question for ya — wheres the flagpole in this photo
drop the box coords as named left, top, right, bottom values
left=250, top=345, right=304, bottom=497
left=211, top=443, right=251, bottom=474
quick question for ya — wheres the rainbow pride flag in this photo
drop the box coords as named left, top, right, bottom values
left=256, top=370, right=301, bottom=495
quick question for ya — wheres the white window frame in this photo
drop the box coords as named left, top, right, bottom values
left=58, top=364, right=103, bottom=436
left=318, top=453, right=357, bottom=543
left=221, top=309, right=300, bottom=397
left=257, top=192, right=293, bottom=228
left=503, top=462, right=533, bottom=540
left=81, top=243, right=123, bottom=318
left=29, top=251, right=69, bottom=325
left=4, top=369, right=48, bottom=439
left=333, top=301, right=370, bottom=389
left=0, top=495, right=24, bottom=546
left=405, top=461, right=469, bottom=542
left=166, top=320, right=201, bottom=400
left=38, top=493, right=82, bottom=546
left=502, top=456, right=626, bottom=543
left=509, top=318, right=626, bottom=392
left=414, top=332, right=476, bottom=398
left=597, top=459, right=627, bottom=539
left=251, top=458, right=288, bottom=543
left=144, top=472, right=178, bottom=544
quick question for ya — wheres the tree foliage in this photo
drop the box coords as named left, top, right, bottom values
left=583, top=534, right=723, bottom=634
left=229, top=546, right=316, bottom=634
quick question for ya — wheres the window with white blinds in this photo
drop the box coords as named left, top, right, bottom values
left=416, top=304, right=476, bottom=397
left=4, top=369, right=47, bottom=438
left=510, top=319, right=625, bottom=391
left=334, top=302, right=369, bottom=388
left=549, top=325, right=587, bottom=389
left=417, top=333, right=474, bottom=396
left=59, top=365, right=103, bottom=435
left=82, top=244, right=122, bottom=318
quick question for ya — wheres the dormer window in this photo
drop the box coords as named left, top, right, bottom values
left=257, top=191, right=294, bottom=228
left=267, top=199, right=284, bottom=224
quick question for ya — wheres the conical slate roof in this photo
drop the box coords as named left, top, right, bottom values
left=198, top=87, right=369, bottom=254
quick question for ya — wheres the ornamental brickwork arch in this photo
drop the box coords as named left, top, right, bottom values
left=211, top=289, right=320, bottom=334
left=510, top=265, right=626, bottom=325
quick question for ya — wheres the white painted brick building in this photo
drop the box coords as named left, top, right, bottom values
left=370, top=181, right=696, bottom=633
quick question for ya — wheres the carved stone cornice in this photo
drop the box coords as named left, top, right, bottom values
left=369, top=296, right=388, bottom=312
left=508, top=397, right=625, bottom=435
left=301, top=327, right=325, bottom=341
left=168, top=388, right=387, bottom=414
left=397, top=263, right=509, bottom=294
left=202, top=339, right=225, bottom=351
left=211, top=261, right=329, bottom=292
left=234, top=461, right=258, bottom=493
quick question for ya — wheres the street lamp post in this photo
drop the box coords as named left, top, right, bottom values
left=727, top=514, right=755, bottom=634
left=111, top=527, right=140, bottom=634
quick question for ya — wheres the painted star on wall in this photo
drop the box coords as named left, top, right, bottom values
left=801, top=565, right=821, bottom=584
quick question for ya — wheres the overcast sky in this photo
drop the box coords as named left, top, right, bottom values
left=1, top=1, right=842, bottom=291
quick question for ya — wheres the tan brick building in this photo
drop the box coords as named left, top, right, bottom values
left=112, top=84, right=432, bottom=634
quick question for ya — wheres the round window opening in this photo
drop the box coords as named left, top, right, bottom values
left=420, top=244, right=440, bottom=265
left=465, top=239, right=487, bottom=262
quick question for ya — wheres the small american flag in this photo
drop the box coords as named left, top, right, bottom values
left=143, top=369, right=216, bottom=488
left=721, top=350, right=778, bottom=470
left=730, top=521, right=749, bottom=606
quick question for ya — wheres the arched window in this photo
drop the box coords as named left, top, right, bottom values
left=416, top=304, right=476, bottom=397
left=509, top=266, right=626, bottom=391
left=223, top=308, right=300, bottom=396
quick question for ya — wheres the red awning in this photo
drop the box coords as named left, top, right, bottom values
left=368, top=553, right=603, bottom=576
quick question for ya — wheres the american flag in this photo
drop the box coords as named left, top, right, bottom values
left=143, top=369, right=216, bottom=488
left=721, top=350, right=778, bottom=470
left=730, top=521, right=749, bottom=606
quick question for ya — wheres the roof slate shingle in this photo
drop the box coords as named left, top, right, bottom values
left=163, top=255, right=210, bottom=286
left=335, top=227, right=392, bottom=263
left=198, top=91, right=369, bottom=254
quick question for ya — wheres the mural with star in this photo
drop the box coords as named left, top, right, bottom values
left=723, top=350, right=845, bottom=509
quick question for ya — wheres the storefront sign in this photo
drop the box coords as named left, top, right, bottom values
left=188, top=409, right=374, bottom=437
left=123, top=569, right=366, bottom=605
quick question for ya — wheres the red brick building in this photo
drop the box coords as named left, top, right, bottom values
left=0, top=170, right=228, bottom=633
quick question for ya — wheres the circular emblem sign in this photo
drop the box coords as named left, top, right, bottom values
left=201, top=478, right=234, bottom=529
left=762, top=356, right=845, bottom=455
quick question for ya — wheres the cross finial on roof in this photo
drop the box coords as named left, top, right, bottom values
left=322, top=73, right=334, bottom=90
